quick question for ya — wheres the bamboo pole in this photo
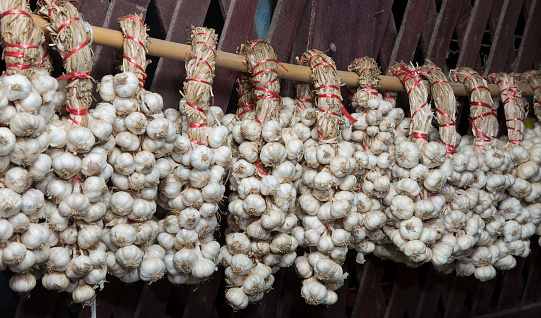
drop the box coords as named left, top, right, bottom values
left=31, top=14, right=534, bottom=97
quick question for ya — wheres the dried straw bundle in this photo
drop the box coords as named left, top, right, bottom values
left=183, top=27, right=217, bottom=145
left=349, top=56, right=380, bottom=100
left=0, top=0, right=45, bottom=75
left=235, top=71, right=256, bottom=120
left=450, top=67, right=497, bottom=151
left=119, top=14, right=149, bottom=96
left=391, top=62, right=431, bottom=149
left=419, top=60, right=458, bottom=155
left=294, top=59, right=315, bottom=117
left=41, top=0, right=93, bottom=127
left=491, top=73, right=525, bottom=146
left=301, top=49, right=342, bottom=142
left=243, top=40, right=282, bottom=124
left=522, top=71, right=541, bottom=122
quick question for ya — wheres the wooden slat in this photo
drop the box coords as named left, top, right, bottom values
left=78, top=276, right=123, bottom=318
left=454, top=0, right=473, bottom=48
left=350, top=257, right=387, bottom=318
left=88, top=0, right=152, bottom=83
left=483, top=0, right=524, bottom=74
left=112, top=283, right=141, bottom=318
left=513, top=0, right=541, bottom=72
left=443, top=277, right=473, bottom=318
left=496, top=258, right=526, bottom=310
left=134, top=279, right=172, bottom=318
left=282, top=0, right=315, bottom=96
left=149, top=0, right=212, bottom=110
left=385, top=265, right=422, bottom=318
left=389, top=0, right=432, bottom=65
left=456, top=0, right=494, bottom=68
left=15, top=283, right=59, bottom=318
left=266, top=0, right=307, bottom=62
left=212, top=0, right=260, bottom=111
left=378, top=12, right=397, bottom=71
left=182, top=270, right=223, bottom=318
left=473, top=302, right=541, bottom=318
left=415, top=268, right=451, bottom=318
left=351, top=0, right=395, bottom=58
left=425, top=0, right=467, bottom=67
left=420, top=0, right=437, bottom=54
left=73, top=1, right=111, bottom=27
left=521, top=242, right=541, bottom=304
left=470, top=277, right=497, bottom=316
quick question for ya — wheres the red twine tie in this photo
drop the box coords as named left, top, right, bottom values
left=254, top=162, right=267, bottom=176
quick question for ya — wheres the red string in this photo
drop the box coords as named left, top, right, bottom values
left=411, top=103, right=428, bottom=119
left=461, top=72, right=482, bottom=85
left=255, top=118, right=263, bottom=125
left=125, top=35, right=146, bottom=50
left=56, top=17, right=79, bottom=34
left=440, top=139, right=456, bottom=155
left=121, top=15, right=145, bottom=25
left=186, top=101, right=206, bottom=115
left=187, top=78, right=211, bottom=86
left=187, top=134, right=205, bottom=146
left=319, top=108, right=341, bottom=117
left=435, top=107, right=456, bottom=128
left=429, top=80, right=448, bottom=87
left=254, top=162, right=267, bottom=176
left=73, top=175, right=83, bottom=183
left=63, top=41, right=88, bottom=62
left=122, top=54, right=147, bottom=86
left=66, top=106, right=88, bottom=116
left=411, top=132, right=428, bottom=140
left=0, top=9, right=31, bottom=19
left=189, top=123, right=206, bottom=128
left=191, top=56, right=213, bottom=74
left=57, top=71, right=91, bottom=83
left=195, top=41, right=215, bottom=55
left=236, top=102, right=255, bottom=118
left=38, top=52, right=49, bottom=68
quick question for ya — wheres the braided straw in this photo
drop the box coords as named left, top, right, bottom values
left=522, top=70, right=541, bottom=122
left=450, top=67, right=497, bottom=151
left=391, top=62, right=432, bottom=150
left=235, top=71, right=256, bottom=120
left=294, top=81, right=314, bottom=117
left=301, top=49, right=342, bottom=142
left=419, top=60, right=458, bottom=155
left=41, top=0, right=93, bottom=127
left=119, top=14, right=149, bottom=94
left=1, top=0, right=44, bottom=75
left=491, top=73, right=525, bottom=146
left=349, top=56, right=380, bottom=100
left=243, top=40, right=282, bottom=124
left=183, top=27, right=217, bottom=146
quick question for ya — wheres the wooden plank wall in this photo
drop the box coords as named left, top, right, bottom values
left=9, top=0, right=541, bottom=317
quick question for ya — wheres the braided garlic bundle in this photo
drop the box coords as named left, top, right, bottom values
left=98, top=15, right=174, bottom=286
left=158, top=27, right=226, bottom=286
left=222, top=40, right=299, bottom=310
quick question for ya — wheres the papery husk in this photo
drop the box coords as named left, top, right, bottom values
left=243, top=40, right=281, bottom=124
left=419, top=60, right=458, bottom=155
left=522, top=70, right=541, bottom=122
left=235, top=71, right=256, bottom=120
left=450, top=67, right=497, bottom=151
left=41, top=0, right=93, bottom=127
left=490, top=73, right=525, bottom=147
left=301, top=49, right=341, bottom=142
left=391, top=62, right=432, bottom=150
left=0, top=0, right=45, bottom=76
left=349, top=56, right=380, bottom=102
left=183, top=27, right=217, bottom=145
left=119, top=14, right=149, bottom=98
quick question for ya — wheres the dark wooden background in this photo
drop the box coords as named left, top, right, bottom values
left=4, top=0, right=541, bottom=317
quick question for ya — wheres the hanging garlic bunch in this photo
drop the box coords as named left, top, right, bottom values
left=156, top=27, right=225, bottom=287
left=220, top=40, right=300, bottom=310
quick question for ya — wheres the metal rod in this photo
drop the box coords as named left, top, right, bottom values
left=32, top=15, right=534, bottom=97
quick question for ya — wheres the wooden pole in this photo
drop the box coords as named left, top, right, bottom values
left=32, top=15, right=534, bottom=97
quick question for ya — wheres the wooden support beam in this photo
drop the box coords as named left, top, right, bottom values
left=266, top=0, right=307, bottom=62
left=30, top=14, right=534, bottom=96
